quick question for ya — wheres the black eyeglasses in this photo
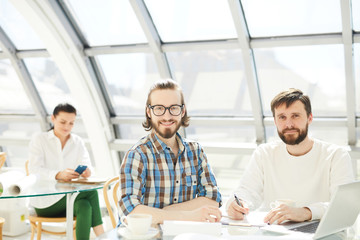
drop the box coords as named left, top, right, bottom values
left=148, top=104, right=184, bottom=116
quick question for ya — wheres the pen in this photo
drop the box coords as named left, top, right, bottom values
left=234, top=194, right=245, bottom=215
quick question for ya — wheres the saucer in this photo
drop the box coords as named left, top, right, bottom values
left=117, top=226, right=159, bottom=239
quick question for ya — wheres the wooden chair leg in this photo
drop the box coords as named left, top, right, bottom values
left=73, top=221, right=76, bottom=240
left=0, top=224, right=3, bottom=240
left=30, top=221, right=36, bottom=240
left=36, top=222, right=42, bottom=240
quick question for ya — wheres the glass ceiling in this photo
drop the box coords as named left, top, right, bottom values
left=0, top=60, right=34, bottom=114
left=0, top=0, right=360, bottom=191
left=66, top=0, right=147, bottom=46
left=255, top=44, right=346, bottom=117
left=0, top=0, right=44, bottom=49
left=145, top=0, right=237, bottom=42
left=242, top=0, right=342, bottom=37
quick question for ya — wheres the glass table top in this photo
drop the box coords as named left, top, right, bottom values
left=0, top=168, right=104, bottom=199
left=1, top=181, right=103, bottom=199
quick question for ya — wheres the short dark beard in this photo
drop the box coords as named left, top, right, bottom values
left=278, top=124, right=308, bottom=145
left=160, top=128, right=176, bottom=139
left=152, top=120, right=181, bottom=139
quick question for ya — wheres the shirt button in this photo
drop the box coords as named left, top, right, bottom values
left=174, top=198, right=177, bottom=202
left=176, top=180, right=179, bottom=184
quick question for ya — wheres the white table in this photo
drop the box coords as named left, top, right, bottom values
left=96, top=222, right=356, bottom=240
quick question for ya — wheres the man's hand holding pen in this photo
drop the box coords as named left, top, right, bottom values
left=227, top=194, right=249, bottom=220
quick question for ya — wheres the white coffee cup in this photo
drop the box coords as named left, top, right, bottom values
left=270, top=199, right=296, bottom=209
left=120, top=213, right=152, bottom=235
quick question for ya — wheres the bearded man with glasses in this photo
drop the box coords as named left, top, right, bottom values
left=119, top=79, right=222, bottom=224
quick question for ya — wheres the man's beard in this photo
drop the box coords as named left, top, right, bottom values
left=152, top=119, right=182, bottom=139
left=278, top=123, right=308, bottom=145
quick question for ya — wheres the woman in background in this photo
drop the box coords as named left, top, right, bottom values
left=28, top=103, right=104, bottom=240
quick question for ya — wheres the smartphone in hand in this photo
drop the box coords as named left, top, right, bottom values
left=75, top=165, right=87, bottom=175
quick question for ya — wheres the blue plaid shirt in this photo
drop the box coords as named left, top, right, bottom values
left=119, top=132, right=222, bottom=216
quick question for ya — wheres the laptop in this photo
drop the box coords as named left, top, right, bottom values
left=263, top=181, right=360, bottom=239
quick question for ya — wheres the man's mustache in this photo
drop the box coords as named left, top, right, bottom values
left=282, top=128, right=300, bottom=134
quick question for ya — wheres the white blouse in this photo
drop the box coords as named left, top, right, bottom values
left=28, top=130, right=92, bottom=208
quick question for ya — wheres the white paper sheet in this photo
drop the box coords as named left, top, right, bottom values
left=221, top=211, right=267, bottom=227
left=162, top=220, right=222, bottom=236
left=173, top=233, right=221, bottom=240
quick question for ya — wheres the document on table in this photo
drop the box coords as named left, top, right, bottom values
left=162, top=220, right=222, bottom=236
left=221, top=211, right=267, bottom=227
left=172, top=233, right=221, bottom=240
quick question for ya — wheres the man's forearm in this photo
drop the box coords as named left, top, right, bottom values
left=131, top=204, right=205, bottom=224
left=131, top=205, right=185, bottom=224
left=162, top=197, right=218, bottom=211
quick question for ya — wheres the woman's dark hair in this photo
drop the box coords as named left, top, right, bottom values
left=53, top=103, right=77, bottom=116
left=49, top=103, right=77, bottom=130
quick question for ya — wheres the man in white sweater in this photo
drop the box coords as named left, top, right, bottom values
left=227, top=88, right=354, bottom=224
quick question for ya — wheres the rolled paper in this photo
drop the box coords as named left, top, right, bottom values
left=8, top=174, right=37, bottom=196
left=0, top=171, right=25, bottom=196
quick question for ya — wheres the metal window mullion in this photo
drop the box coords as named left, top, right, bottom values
left=0, top=27, right=49, bottom=131
left=55, top=0, right=115, bottom=118
left=50, top=0, right=121, bottom=168
left=48, top=0, right=118, bottom=137
left=340, top=0, right=356, bottom=146
left=6, top=33, right=360, bottom=59
left=6, top=33, right=356, bottom=59
left=85, top=44, right=151, bottom=56
left=228, top=0, right=265, bottom=144
left=10, top=0, right=120, bottom=176
left=56, top=1, right=120, bottom=140
left=16, top=49, right=49, bottom=58
left=129, top=0, right=188, bottom=136
left=354, top=32, right=360, bottom=43
left=129, top=0, right=172, bottom=79
left=251, top=34, right=342, bottom=48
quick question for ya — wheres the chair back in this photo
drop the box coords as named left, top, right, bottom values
left=0, top=152, right=6, bottom=170
left=103, top=176, right=120, bottom=228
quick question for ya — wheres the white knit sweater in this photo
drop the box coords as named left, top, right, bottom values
left=229, top=138, right=354, bottom=220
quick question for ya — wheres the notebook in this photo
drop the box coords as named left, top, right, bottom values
left=263, top=181, right=360, bottom=239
